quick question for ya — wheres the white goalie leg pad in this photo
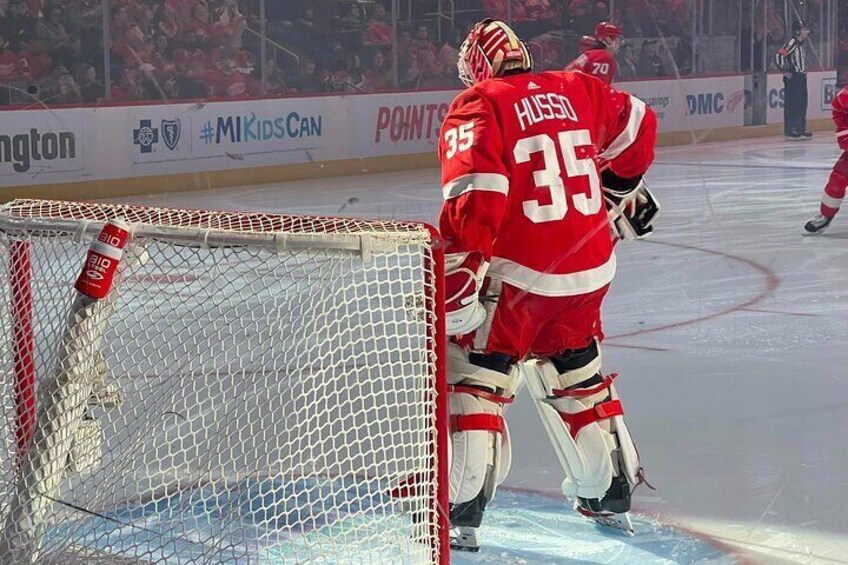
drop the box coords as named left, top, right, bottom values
left=65, top=350, right=122, bottom=479
left=66, top=417, right=103, bottom=476
left=524, top=346, right=640, bottom=501
left=87, top=350, right=124, bottom=408
left=447, top=343, right=519, bottom=506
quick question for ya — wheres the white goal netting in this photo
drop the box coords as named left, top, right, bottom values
left=0, top=200, right=447, bottom=565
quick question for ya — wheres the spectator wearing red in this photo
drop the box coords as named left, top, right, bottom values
left=166, top=0, right=206, bottom=28
left=408, top=24, right=443, bottom=79
left=206, top=56, right=250, bottom=98
left=111, top=69, right=142, bottom=101
left=174, top=48, right=206, bottom=75
left=358, top=49, right=390, bottom=92
left=113, top=24, right=154, bottom=69
left=515, top=0, right=558, bottom=23
left=15, top=47, right=49, bottom=81
left=183, top=2, right=222, bottom=48
left=187, top=49, right=209, bottom=76
left=214, top=0, right=247, bottom=46
left=157, top=3, right=181, bottom=38
left=0, top=31, right=20, bottom=83
left=366, top=3, right=392, bottom=46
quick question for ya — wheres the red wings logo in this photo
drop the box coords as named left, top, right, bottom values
left=726, top=90, right=745, bottom=113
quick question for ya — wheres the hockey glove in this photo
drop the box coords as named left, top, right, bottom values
left=444, top=252, right=488, bottom=336
left=602, top=170, right=660, bottom=240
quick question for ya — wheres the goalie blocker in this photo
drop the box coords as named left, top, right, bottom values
left=602, top=170, right=660, bottom=240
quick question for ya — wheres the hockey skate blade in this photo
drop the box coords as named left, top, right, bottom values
left=450, top=526, right=480, bottom=552
left=450, top=542, right=481, bottom=553
left=577, top=506, right=635, bottom=536
left=802, top=228, right=830, bottom=236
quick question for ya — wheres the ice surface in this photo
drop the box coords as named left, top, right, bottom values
left=111, top=136, right=848, bottom=564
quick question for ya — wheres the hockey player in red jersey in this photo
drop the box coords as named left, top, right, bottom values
left=564, top=21, right=623, bottom=84
left=804, top=84, right=848, bottom=233
left=439, top=19, right=659, bottom=551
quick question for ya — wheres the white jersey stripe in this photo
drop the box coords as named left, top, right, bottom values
left=836, top=130, right=848, bottom=139
left=599, top=96, right=648, bottom=161
left=489, top=254, right=616, bottom=297
left=442, top=173, right=510, bottom=200
left=822, top=193, right=844, bottom=209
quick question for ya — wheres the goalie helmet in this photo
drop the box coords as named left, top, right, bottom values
left=595, top=21, right=623, bottom=44
left=457, top=19, right=533, bottom=87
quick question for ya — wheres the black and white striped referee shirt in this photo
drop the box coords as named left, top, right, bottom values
left=775, top=37, right=806, bottom=73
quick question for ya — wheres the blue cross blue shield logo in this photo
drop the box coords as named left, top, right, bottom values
left=161, top=119, right=181, bottom=151
left=133, top=119, right=159, bottom=154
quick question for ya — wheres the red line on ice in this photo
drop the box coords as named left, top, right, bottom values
left=608, top=239, right=780, bottom=341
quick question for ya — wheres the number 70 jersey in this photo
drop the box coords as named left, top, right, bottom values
left=438, top=71, right=657, bottom=298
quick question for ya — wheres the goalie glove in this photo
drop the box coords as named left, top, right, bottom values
left=444, top=252, right=488, bottom=336
left=602, top=170, right=660, bottom=240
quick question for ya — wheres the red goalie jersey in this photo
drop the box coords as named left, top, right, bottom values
left=834, top=85, right=848, bottom=151
left=565, top=49, right=618, bottom=85
left=438, top=70, right=656, bottom=299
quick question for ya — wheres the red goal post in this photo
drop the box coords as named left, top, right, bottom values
left=0, top=199, right=449, bottom=565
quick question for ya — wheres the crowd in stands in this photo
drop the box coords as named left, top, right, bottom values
left=0, top=0, right=832, bottom=106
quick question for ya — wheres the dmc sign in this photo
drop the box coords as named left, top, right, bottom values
left=686, top=90, right=744, bottom=116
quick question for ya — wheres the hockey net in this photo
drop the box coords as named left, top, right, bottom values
left=0, top=199, right=448, bottom=564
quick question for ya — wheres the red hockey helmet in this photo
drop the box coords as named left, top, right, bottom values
left=595, top=21, right=623, bottom=43
left=579, top=34, right=603, bottom=53
left=457, top=19, right=533, bottom=87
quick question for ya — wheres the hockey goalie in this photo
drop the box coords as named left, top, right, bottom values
left=438, top=19, right=659, bottom=551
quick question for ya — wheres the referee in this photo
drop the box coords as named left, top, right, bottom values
left=775, top=20, right=812, bottom=140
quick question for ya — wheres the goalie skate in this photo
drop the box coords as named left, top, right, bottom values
left=576, top=504, right=634, bottom=535
left=450, top=526, right=480, bottom=552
